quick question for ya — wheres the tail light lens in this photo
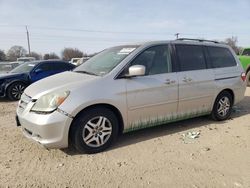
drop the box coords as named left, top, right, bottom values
left=241, top=72, right=246, bottom=82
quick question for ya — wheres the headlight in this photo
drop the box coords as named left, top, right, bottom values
left=31, top=91, right=70, bottom=113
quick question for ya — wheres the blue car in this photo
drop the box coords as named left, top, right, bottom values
left=0, top=60, right=75, bottom=100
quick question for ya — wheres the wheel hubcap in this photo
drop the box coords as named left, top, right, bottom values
left=11, top=84, right=25, bottom=99
left=217, top=97, right=230, bottom=117
left=82, top=116, right=112, bottom=148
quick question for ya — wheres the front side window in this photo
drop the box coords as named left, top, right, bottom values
left=207, top=47, right=236, bottom=68
left=130, top=45, right=172, bottom=75
left=74, top=46, right=139, bottom=76
left=176, top=44, right=206, bottom=71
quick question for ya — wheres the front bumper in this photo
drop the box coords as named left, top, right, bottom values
left=0, top=85, right=5, bottom=97
left=16, top=98, right=73, bottom=149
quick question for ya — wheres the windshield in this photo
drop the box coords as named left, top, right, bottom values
left=10, top=61, right=38, bottom=73
left=74, top=45, right=139, bottom=76
left=242, top=49, right=250, bottom=56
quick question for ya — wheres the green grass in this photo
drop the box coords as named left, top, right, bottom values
left=124, top=110, right=210, bottom=133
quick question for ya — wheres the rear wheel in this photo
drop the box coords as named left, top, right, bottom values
left=7, top=82, right=26, bottom=101
left=70, top=107, right=119, bottom=154
left=246, top=71, right=250, bottom=87
left=211, top=91, right=233, bottom=121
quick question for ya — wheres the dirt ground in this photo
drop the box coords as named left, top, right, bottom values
left=0, top=89, right=249, bottom=188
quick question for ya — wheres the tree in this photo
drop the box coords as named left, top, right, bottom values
left=0, top=50, right=6, bottom=61
left=62, top=48, right=84, bottom=61
left=29, top=52, right=42, bottom=60
left=7, top=46, right=27, bottom=61
left=43, top=53, right=60, bottom=60
left=223, top=36, right=241, bottom=54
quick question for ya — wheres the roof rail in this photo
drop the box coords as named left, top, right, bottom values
left=177, top=38, right=219, bottom=44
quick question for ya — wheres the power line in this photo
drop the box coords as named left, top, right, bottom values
left=0, top=24, right=249, bottom=38
left=0, top=24, right=175, bottom=36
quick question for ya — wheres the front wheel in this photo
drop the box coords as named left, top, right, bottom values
left=70, top=107, right=119, bottom=154
left=246, top=71, right=250, bottom=87
left=7, top=82, right=27, bottom=101
left=211, top=91, right=233, bottom=121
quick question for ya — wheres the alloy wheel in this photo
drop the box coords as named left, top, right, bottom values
left=82, top=116, right=112, bottom=148
left=217, top=96, right=230, bottom=117
left=11, top=84, right=25, bottom=100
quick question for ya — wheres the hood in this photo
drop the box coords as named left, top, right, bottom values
left=0, top=72, right=25, bottom=80
left=24, top=71, right=99, bottom=99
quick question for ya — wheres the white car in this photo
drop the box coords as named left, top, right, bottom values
left=16, top=39, right=246, bottom=153
left=17, top=57, right=36, bottom=63
left=75, top=57, right=90, bottom=66
left=70, top=58, right=81, bottom=66
left=0, top=62, right=20, bottom=73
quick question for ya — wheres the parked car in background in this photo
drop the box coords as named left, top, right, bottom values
left=70, top=58, right=81, bottom=66
left=0, top=62, right=20, bottom=74
left=16, top=39, right=246, bottom=153
left=76, top=57, right=90, bottom=66
left=238, top=48, right=250, bottom=86
left=17, top=57, right=36, bottom=63
left=0, top=60, right=75, bottom=100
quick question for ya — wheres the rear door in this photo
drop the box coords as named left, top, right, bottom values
left=124, top=45, right=179, bottom=131
left=175, top=44, right=215, bottom=116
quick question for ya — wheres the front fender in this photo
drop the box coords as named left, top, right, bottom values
left=4, top=79, right=30, bottom=91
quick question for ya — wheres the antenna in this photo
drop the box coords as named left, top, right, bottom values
left=175, top=33, right=180, bottom=39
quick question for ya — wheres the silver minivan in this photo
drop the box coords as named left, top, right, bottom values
left=16, top=39, right=247, bottom=153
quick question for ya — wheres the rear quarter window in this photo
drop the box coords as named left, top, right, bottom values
left=207, top=47, right=236, bottom=68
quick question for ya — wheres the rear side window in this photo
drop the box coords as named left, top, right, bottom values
left=176, top=45, right=206, bottom=71
left=53, top=62, right=73, bottom=71
left=36, top=63, right=54, bottom=71
left=207, top=47, right=236, bottom=68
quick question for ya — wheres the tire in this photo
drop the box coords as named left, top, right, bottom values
left=70, top=107, right=119, bottom=154
left=7, top=82, right=27, bottom=101
left=211, top=91, right=233, bottom=121
left=246, top=71, right=250, bottom=87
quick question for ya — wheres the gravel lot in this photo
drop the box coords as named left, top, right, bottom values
left=0, top=88, right=250, bottom=187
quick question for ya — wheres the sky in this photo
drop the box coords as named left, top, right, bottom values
left=0, top=0, right=249, bottom=56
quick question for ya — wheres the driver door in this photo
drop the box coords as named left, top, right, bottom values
left=125, top=45, right=178, bottom=131
left=30, top=62, right=54, bottom=83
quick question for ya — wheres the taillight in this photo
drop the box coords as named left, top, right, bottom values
left=241, top=72, right=246, bottom=82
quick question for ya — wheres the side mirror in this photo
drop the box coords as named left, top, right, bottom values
left=34, top=69, right=42, bottom=74
left=127, top=65, right=146, bottom=77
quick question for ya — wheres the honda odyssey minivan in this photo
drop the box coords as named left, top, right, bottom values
left=16, top=39, right=246, bottom=153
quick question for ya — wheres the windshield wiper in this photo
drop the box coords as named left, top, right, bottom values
left=74, top=70, right=98, bottom=76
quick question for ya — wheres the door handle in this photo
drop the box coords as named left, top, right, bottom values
left=182, top=77, right=192, bottom=82
left=165, top=79, right=176, bottom=84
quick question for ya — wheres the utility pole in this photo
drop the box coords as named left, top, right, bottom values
left=175, top=33, right=180, bottom=39
left=26, top=26, right=31, bottom=55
